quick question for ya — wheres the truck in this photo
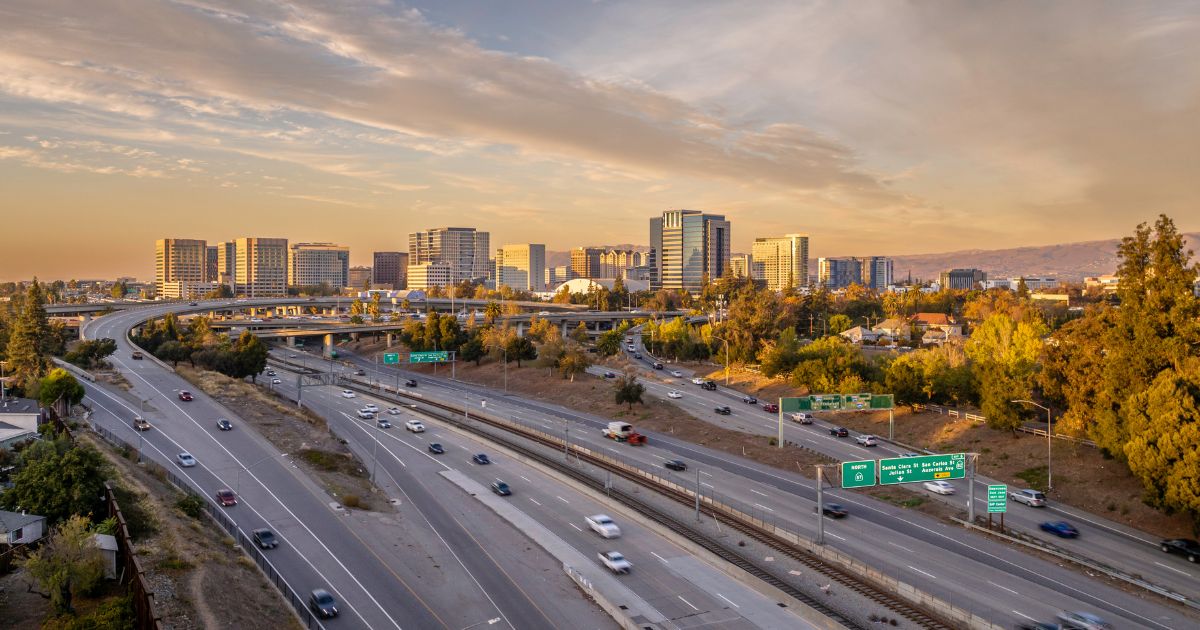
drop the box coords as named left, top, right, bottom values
left=602, top=422, right=634, bottom=441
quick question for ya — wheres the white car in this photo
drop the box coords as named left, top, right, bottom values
left=356, top=408, right=375, bottom=419
left=386, top=407, right=402, bottom=415
left=363, top=403, right=379, bottom=413
left=341, top=390, right=356, bottom=399
left=691, top=377, right=706, bottom=385
left=376, top=419, right=392, bottom=429
left=666, top=390, right=683, bottom=399
left=598, top=551, right=632, bottom=574
left=405, top=420, right=426, bottom=433
left=177, top=452, right=197, bottom=467
left=586, top=515, right=621, bottom=539
left=670, top=370, right=683, bottom=377
left=855, top=434, right=878, bottom=447
left=271, top=378, right=282, bottom=384
left=923, top=480, right=956, bottom=495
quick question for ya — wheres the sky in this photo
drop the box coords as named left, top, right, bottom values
left=1, top=0, right=1198, bottom=281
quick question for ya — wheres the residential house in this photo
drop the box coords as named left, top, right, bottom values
left=872, top=318, right=911, bottom=342
left=921, top=328, right=963, bottom=346
left=0, top=397, right=42, bottom=451
left=910, top=313, right=962, bottom=336
left=1, top=510, right=46, bottom=545
left=840, top=326, right=881, bottom=345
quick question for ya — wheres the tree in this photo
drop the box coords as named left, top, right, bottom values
left=38, top=369, right=85, bottom=408
left=595, top=329, right=622, bottom=356
left=827, top=314, right=852, bottom=335
left=965, top=313, right=1048, bottom=430
left=1, top=436, right=107, bottom=524
left=484, top=301, right=502, bottom=325
left=459, top=335, right=486, bottom=366
left=757, top=327, right=802, bottom=377
left=110, top=281, right=126, bottom=299
left=156, top=340, right=189, bottom=367
left=504, top=335, right=537, bottom=367
left=234, top=331, right=269, bottom=381
left=557, top=347, right=591, bottom=381
left=1122, top=359, right=1200, bottom=529
left=883, top=353, right=925, bottom=405
left=613, top=374, right=645, bottom=409
left=19, top=515, right=106, bottom=614
left=570, top=321, right=589, bottom=344
left=5, top=279, right=51, bottom=389
left=350, top=299, right=365, bottom=316
left=527, top=317, right=559, bottom=344
left=1016, top=277, right=1030, bottom=299
left=64, top=338, right=117, bottom=369
left=369, top=293, right=382, bottom=323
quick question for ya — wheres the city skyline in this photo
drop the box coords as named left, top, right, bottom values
left=3, top=1, right=1200, bottom=281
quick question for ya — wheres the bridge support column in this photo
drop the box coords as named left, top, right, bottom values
left=286, top=336, right=296, bottom=347
left=516, top=322, right=525, bottom=338
left=324, top=333, right=333, bottom=358
left=350, top=333, right=359, bottom=342
left=79, top=314, right=91, bottom=340
left=386, top=333, right=395, bottom=348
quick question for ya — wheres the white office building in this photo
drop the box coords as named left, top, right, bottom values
left=495, top=244, right=546, bottom=292
left=288, top=242, right=350, bottom=288
left=155, top=238, right=209, bottom=299
left=751, top=234, right=809, bottom=292
left=234, top=237, right=288, bottom=297
left=406, top=262, right=454, bottom=290
left=409, top=227, right=490, bottom=285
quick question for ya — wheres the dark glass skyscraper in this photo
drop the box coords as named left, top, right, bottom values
left=649, top=209, right=731, bottom=293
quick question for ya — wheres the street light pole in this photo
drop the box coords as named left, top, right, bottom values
left=1011, top=399, right=1052, bottom=490
left=712, top=335, right=731, bottom=386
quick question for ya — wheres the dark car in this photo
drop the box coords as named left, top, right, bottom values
left=714, top=406, right=732, bottom=415
left=131, top=351, right=144, bottom=360
left=634, top=353, right=642, bottom=359
left=216, top=488, right=237, bottom=507
left=309, top=589, right=339, bottom=618
left=188, top=302, right=198, bottom=306
left=1040, top=521, right=1079, bottom=538
left=404, top=378, right=418, bottom=387
left=664, top=459, right=687, bottom=471
left=762, top=403, right=779, bottom=413
left=252, top=528, right=279, bottom=549
left=653, top=362, right=664, bottom=370
left=700, top=381, right=717, bottom=391
left=829, top=427, right=849, bottom=437
left=216, top=419, right=233, bottom=431
left=473, top=453, right=491, bottom=465
left=491, top=481, right=512, bottom=496
left=820, top=503, right=848, bottom=518
left=178, top=391, right=193, bottom=401
left=603, top=371, right=616, bottom=379
left=1160, top=538, right=1200, bottom=562
left=742, top=395, right=758, bottom=404
left=354, top=369, right=366, bottom=376
left=428, top=443, right=445, bottom=455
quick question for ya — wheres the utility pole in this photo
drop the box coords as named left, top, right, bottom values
left=777, top=399, right=784, bottom=449
left=815, top=465, right=826, bottom=545
left=695, top=466, right=702, bottom=522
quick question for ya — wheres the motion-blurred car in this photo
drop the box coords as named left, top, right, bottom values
left=714, top=406, right=732, bottom=415
left=271, top=378, right=281, bottom=385
left=664, top=459, right=686, bottom=471
left=820, top=503, right=848, bottom=518
left=473, top=453, right=491, bottom=465
left=132, top=416, right=151, bottom=431
left=491, top=480, right=512, bottom=496
left=603, top=371, right=616, bottom=379
left=387, top=407, right=402, bottom=415
left=216, top=488, right=237, bottom=507
left=586, top=514, right=621, bottom=538
left=598, top=551, right=632, bottom=574
left=252, top=528, right=279, bottom=549
left=1040, top=521, right=1079, bottom=538
left=131, top=351, right=144, bottom=360
left=789, top=412, right=814, bottom=424
left=855, top=434, right=878, bottom=447
left=404, top=379, right=418, bottom=387
left=428, top=443, right=445, bottom=455
left=1160, top=538, right=1200, bottom=563
left=216, top=419, right=233, bottom=431
left=670, top=370, right=683, bottom=377
left=691, top=377, right=706, bottom=385
left=742, top=395, right=758, bottom=404
left=923, top=480, right=955, bottom=495
left=176, top=452, right=196, bottom=467
left=1011, top=489, right=1047, bottom=507
left=829, top=427, right=849, bottom=437
left=762, top=403, right=779, bottom=413
left=341, top=390, right=356, bottom=398
left=405, top=420, right=425, bottom=433
left=1056, top=611, right=1112, bottom=629
left=356, top=408, right=375, bottom=419
left=667, top=390, right=683, bottom=399
left=178, top=391, right=193, bottom=401
left=308, top=589, right=338, bottom=618
left=376, top=419, right=392, bottom=429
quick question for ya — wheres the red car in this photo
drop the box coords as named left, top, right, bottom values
left=216, top=488, right=238, bottom=506
left=762, top=403, right=779, bottom=413
left=178, top=391, right=193, bottom=401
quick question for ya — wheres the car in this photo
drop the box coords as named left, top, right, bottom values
left=855, top=434, right=878, bottom=447
left=900, top=452, right=920, bottom=457
left=742, top=395, right=758, bottom=404
left=790, top=412, right=814, bottom=424
left=428, top=443, right=445, bottom=455
left=267, top=370, right=276, bottom=376
left=132, top=416, right=151, bottom=431
left=404, top=379, right=418, bottom=387
left=308, top=589, right=339, bottom=619
left=633, top=353, right=642, bottom=359
left=387, top=407, right=402, bottom=415
left=1160, top=538, right=1200, bottom=562
left=473, top=453, right=491, bottom=465
left=598, top=551, right=632, bottom=574
left=714, top=406, right=732, bottom=415
left=586, top=514, right=621, bottom=538
left=252, top=528, right=279, bottom=549
left=363, top=403, right=379, bottom=412
left=1011, top=489, right=1047, bottom=507
left=271, top=378, right=281, bottom=385
left=691, top=377, right=706, bottom=385
left=1055, top=611, right=1113, bottom=629
left=354, top=369, right=366, bottom=376
left=670, top=370, right=683, bottom=377
left=188, top=302, right=198, bottom=306
left=667, top=390, right=683, bottom=399
left=829, top=427, right=849, bottom=437
left=924, top=480, right=955, bottom=495
left=216, top=419, right=233, bottom=431
left=377, top=419, right=392, bottom=429
left=652, top=362, right=664, bottom=370
left=131, top=351, right=144, bottom=360
left=700, top=381, right=717, bottom=391
left=356, top=408, right=375, bottom=419
left=762, top=403, right=779, bottom=413
left=341, top=390, right=356, bottom=398
left=1014, top=623, right=1061, bottom=630
left=178, top=391, right=193, bottom=401
left=603, top=371, right=616, bottom=379
left=664, top=459, right=687, bottom=471
left=1040, top=521, right=1080, bottom=538
left=177, top=452, right=197, bottom=467
left=820, top=503, right=848, bottom=518
left=405, top=420, right=425, bottom=433
left=491, top=480, right=512, bottom=496
left=216, top=488, right=237, bottom=507
left=538, top=311, right=551, bottom=315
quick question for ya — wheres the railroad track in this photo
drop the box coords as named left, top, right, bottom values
left=272, top=358, right=961, bottom=630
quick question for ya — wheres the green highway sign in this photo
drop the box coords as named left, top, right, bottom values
left=782, top=393, right=895, bottom=412
left=382, top=353, right=400, bottom=365
left=879, top=453, right=966, bottom=485
left=841, top=460, right=877, bottom=488
left=988, top=485, right=1007, bottom=513
left=409, top=351, right=449, bottom=363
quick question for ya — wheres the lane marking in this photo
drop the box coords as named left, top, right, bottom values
left=908, top=565, right=936, bottom=579
left=716, top=593, right=739, bottom=609
left=1012, top=610, right=1037, bottom=622
left=520, top=475, right=532, bottom=483
left=529, top=498, right=542, bottom=506
left=824, top=532, right=845, bottom=541
left=569, top=523, right=582, bottom=532
left=1154, top=561, right=1192, bottom=577
left=677, top=596, right=699, bottom=611
left=749, top=489, right=768, bottom=498
left=650, top=552, right=669, bottom=564
left=988, top=580, right=1020, bottom=596
left=753, top=503, right=775, bottom=512
left=556, top=496, right=570, bottom=504
left=888, top=541, right=914, bottom=553
left=701, top=482, right=714, bottom=489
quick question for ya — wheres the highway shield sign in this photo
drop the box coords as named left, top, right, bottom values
left=988, top=485, right=1007, bottom=513
left=879, top=453, right=966, bottom=485
left=841, top=460, right=876, bottom=488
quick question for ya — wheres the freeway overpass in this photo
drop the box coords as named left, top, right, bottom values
left=47, top=296, right=593, bottom=316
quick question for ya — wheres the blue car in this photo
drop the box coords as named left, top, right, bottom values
left=1040, top=521, right=1079, bottom=538
left=473, top=453, right=491, bottom=465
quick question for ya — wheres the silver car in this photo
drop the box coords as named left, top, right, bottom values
left=1011, top=489, right=1047, bottom=507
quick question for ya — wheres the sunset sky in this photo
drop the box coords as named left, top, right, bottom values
left=2, top=1, right=1198, bottom=281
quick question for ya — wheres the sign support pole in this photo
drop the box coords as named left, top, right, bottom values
left=777, top=399, right=784, bottom=449
left=888, top=408, right=894, bottom=441
left=967, top=453, right=977, bottom=522
left=816, top=465, right=825, bottom=545
left=695, top=467, right=701, bottom=522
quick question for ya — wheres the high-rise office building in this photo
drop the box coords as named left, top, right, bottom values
left=234, top=237, right=288, bottom=297
left=598, top=250, right=645, bottom=279
left=155, top=238, right=209, bottom=299
left=940, top=268, right=987, bottom=291
left=205, top=245, right=218, bottom=282
left=495, top=244, right=546, bottom=292
left=545, top=265, right=576, bottom=288
left=751, top=234, right=809, bottom=292
left=729, top=254, right=752, bottom=278
left=570, top=247, right=604, bottom=279
left=408, top=227, right=490, bottom=284
left=860, top=256, right=894, bottom=291
left=373, top=252, right=408, bottom=289
left=649, top=209, right=731, bottom=293
left=288, top=243, right=349, bottom=288
left=818, top=257, right=863, bottom=290
left=348, top=266, right=373, bottom=289
left=407, top=262, right=453, bottom=289
left=215, top=241, right=236, bottom=286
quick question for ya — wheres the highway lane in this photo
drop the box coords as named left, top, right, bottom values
left=306, top=345, right=1196, bottom=630
left=269, top=372, right=822, bottom=629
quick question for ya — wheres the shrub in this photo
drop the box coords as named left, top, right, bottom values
left=176, top=495, right=205, bottom=519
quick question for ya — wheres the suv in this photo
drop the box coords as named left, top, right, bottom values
left=790, top=412, right=814, bottom=424
left=132, top=416, right=151, bottom=431
left=855, top=434, right=878, bottom=447
left=714, top=406, right=732, bottom=415
left=586, top=514, right=621, bottom=538
left=762, top=403, right=779, bottom=413
left=216, top=488, right=237, bottom=507
left=741, top=395, right=758, bottom=404
left=652, top=362, right=663, bottom=370
left=356, top=408, right=375, bottom=419
left=700, top=381, right=717, bottom=391
left=1010, top=489, right=1047, bottom=507
left=491, top=480, right=512, bottom=496
left=829, top=427, right=849, bottom=437
left=405, top=420, right=425, bottom=433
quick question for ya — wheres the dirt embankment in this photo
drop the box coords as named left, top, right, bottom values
left=175, top=367, right=385, bottom=511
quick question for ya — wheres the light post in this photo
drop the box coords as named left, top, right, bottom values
left=501, top=346, right=508, bottom=393
left=1011, top=399, right=1052, bottom=490
left=712, top=335, right=731, bottom=386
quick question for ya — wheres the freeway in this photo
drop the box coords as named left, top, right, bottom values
left=80, top=302, right=610, bottom=629
left=266, top=370, right=824, bottom=629
left=615, top=334, right=1200, bottom=606
left=307, top=343, right=1197, bottom=630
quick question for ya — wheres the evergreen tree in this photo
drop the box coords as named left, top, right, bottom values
left=5, top=279, right=50, bottom=389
